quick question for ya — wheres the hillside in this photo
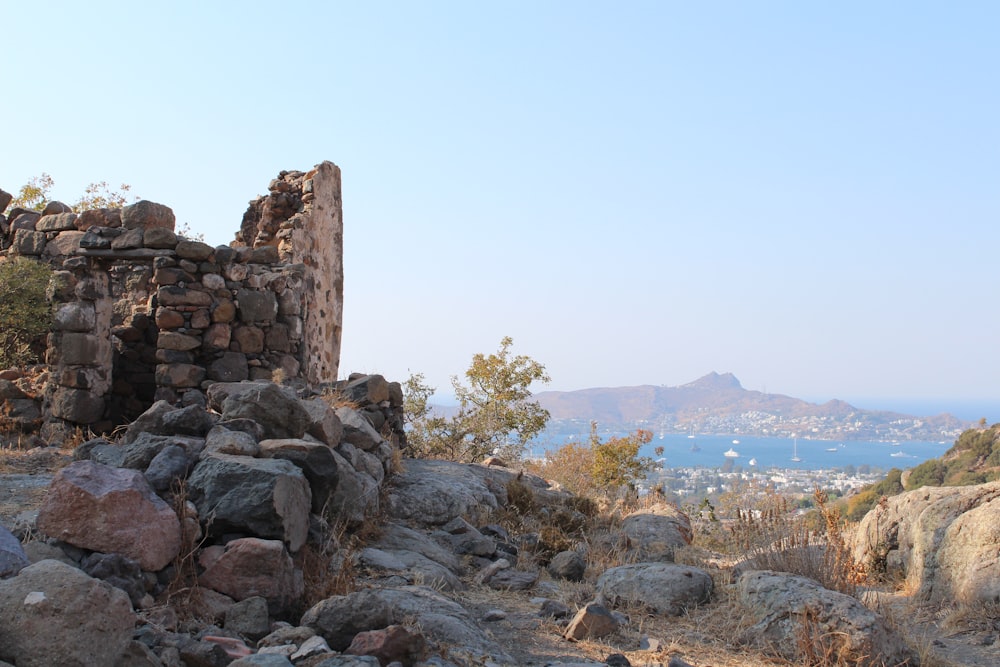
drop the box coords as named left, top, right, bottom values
left=533, top=372, right=970, bottom=441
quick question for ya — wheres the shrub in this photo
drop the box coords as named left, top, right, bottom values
left=0, top=258, right=53, bottom=369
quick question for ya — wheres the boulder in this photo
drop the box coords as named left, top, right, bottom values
left=853, top=480, right=1000, bottom=604
left=548, top=550, right=586, bottom=582
left=200, top=538, right=302, bottom=614
left=340, top=374, right=390, bottom=406
left=564, top=602, right=619, bottom=641
left=738, top=570, right=915, bottom=667
left=0, top=559, right=135, bottom=666
left=81, top=551, right=147, bottom=607
left=336, top=406, right=385, bottom=452
left=204, top=425, right=260, bottom=457
left=36, top=461, right=181, bottom=571
left=0, top=525, right=29, bottom=578
left=621, top=503, right=692, bottom=561
left=357, top=547, right=463, bottom=591
left=302, top=397, right=344, bottom=447
left=596, top=562, right=712, bottom=615
left=302, top=585, right=510, bottom=662
left=326, top=448, right=379, bottom=526
left=221, top=383, right=310, bottom=440
left=122, top=200, right=175, bottom=230
left=259, top=438, right=339, bottom=513
left=387, top=459, right=501, bottom=527
left=187, top=454, right=311, bottom=552
left=345, top=624, right=425, bottom=665
left=225, top=596, right=271, bottom=641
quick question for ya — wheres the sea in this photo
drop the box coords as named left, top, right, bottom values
left=530, top=431, right=953, bottom=473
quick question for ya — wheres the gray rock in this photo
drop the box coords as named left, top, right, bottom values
left=564, top=602, right=620, bottom=640
left=739, top=569, right=915, bottom=667
left=621, top=503, right=692, bottom=562
left=208, top=351, right=250, bottom=382
left=144, top=444, right=192, bottom=493
left=596, top=563, right=712, bottom=615
left=187, top=454, right=311, bottom=552
left=259, top=438, right=339, bottom=514
left=302, top=586, right=511, bottom=662
left=0, top=559, right=135, bottom=666
left=486, top=569, right=538, bottom=591
left=336, top=406, right=385, bottom=452
left=204, top=425, right=260, bottom=456
left=225, top=595, right=271, bottom=640
left=358, top=547, right=463, bottom=591
left=221, top=383, right=310, bottom=440
left=81, top=551, right=147, bottom=607
left=302, top=398, right=344, bottom=447
left=12, top=229, right=46, bottom=255
left=853, top=480, right=1000, bottom=604
left=325, top=449, right=379, bottom=526
left=387, top=459, right=501, bottom=527
left=0, top=525, right=29, bottom=578
left=236, top=289, right=278, bottom=323
left=160, top=404, right=218, bottom=436
left=548, top=550, right=586, bottom=582
left=230, top=655, right=295, bottom=666
left=340, top=374, right=390, bottom=406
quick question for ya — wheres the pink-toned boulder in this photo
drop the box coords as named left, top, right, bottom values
left=345, top=624, right=426, bottom=665
left=37, top=461, right=181, bottom=571
left=199, top=538, right=302, bottom=613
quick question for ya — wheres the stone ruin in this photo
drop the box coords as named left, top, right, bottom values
left=0, top=162, right=344, bottom=440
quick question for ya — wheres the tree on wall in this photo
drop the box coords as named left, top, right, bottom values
left=0, top=257, right=53, bottom=369
left=8, top=173, right=134, bottom=212
left=403, top=337, right=551, bottom=463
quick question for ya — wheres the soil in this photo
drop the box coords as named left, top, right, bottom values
left=1, top=449, right=996, bottom=667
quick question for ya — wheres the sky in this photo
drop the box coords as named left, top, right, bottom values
left=3, top=2, right=998, bottom=415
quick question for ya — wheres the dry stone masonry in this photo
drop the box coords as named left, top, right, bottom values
left=0, top=162, right=344, bottom=437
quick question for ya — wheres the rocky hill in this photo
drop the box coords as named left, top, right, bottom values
left=534, top=372, right=970, bottom=441
left=2, top=376, right=998, bottom=666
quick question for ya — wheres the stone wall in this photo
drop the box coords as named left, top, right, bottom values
left=0, top=162, right=344, bottom=437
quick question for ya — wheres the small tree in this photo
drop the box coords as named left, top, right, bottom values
left=591, top=424, right=655, bottom=492
left=534, top=422, right=657, bottom=498
left=451, top=336, right=550, bottom=462
left=0, top=258, right=53, bottom=369
left=9, top=173, right=134, bottom=213
left=10, top=173, right=55, bottom=211
left=402, top=338, right=550, bottom=463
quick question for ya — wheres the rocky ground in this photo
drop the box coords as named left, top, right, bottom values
left=1, top=450, right=996, bottom=667
left=1, top=380, right=997, bottom=667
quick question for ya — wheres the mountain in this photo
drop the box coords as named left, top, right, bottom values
left=532, top=372, right=971, bottom=441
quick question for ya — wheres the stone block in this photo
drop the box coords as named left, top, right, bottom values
left=43, top=230, right=86, bottom=256
left=158, top=285, right=213, bottom=307
left=236, top=289, right=277, bottom=323
left=35, top=212, right=77, bottom=232
left=157, top=331, right=201, bottom=351
left=59, top=332, right=102, bottom=365
left=155, top=363, right=207, bottom=388
left=122, top=200, right=175, bottom=231
left=53, top=302, right=96, bottom=332
left=12, top=229, right=46, bottom=255
left=176, top=240, right=214, bottom=261
left=143, top=226, right=178, bottom=249
left=50, top=387, right=105, bottom=423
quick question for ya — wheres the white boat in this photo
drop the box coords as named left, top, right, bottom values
left=748, top=457, right=757, bottom=466
left=826, top=447, right=838, bottom=452
left=790, top=437, right=802, bottom=462
left=891, top=451, right=908, bottom=458
left=732, top=439, right=740, bottom=444
left=724, top=448, right=740, bottom=458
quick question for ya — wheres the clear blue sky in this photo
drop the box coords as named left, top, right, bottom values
left=3, top=2, right=998, bottom=412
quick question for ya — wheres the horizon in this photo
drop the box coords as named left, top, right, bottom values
left=429, top=370, right=1000, bottom=423
left=4, top=2, right=998, bottom=407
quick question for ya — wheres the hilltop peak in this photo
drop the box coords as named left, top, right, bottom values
left=683, top=372, right=744, bottom=390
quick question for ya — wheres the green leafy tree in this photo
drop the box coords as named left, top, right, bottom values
left=0, top=258, right=53, bottom=368
left=403, top=337, right=550, bottom=462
